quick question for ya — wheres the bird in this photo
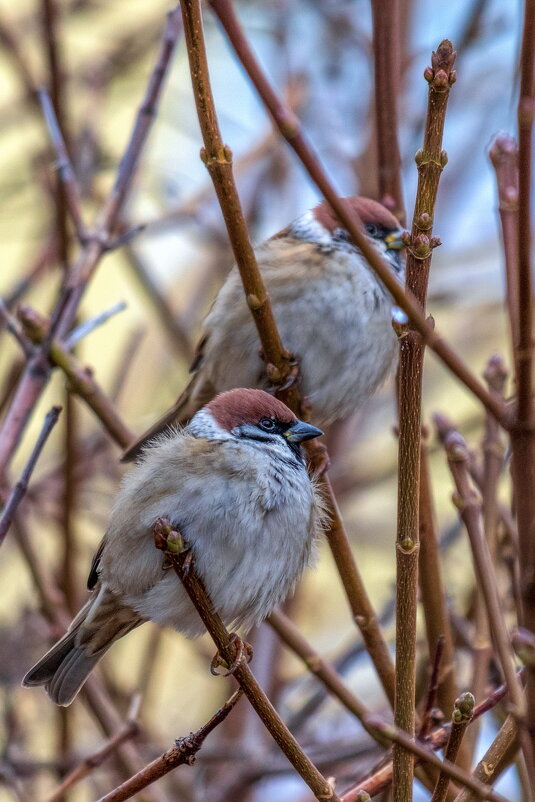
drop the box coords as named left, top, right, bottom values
left=122, top=196, right=405, bottom=462
left=23, top=389, right=326, bottom=706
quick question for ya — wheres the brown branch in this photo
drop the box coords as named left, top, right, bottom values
left=179, top=0, right=396, bottom=708
left=43, top=695, right=142, bottom=802
left=95, top=690, right=242, bottom=802
left=17, top=307, right=135, bottom=449
left=0, top=406, right=61, bottom=546
left=418, top=434, right=460, bottom=728
left=436, top=417, right=530, bottom=771
left=267, top=609, right=390, bottom=748
left=453, top=715, right=519, bottom=802
left=393, top=40, right=456, bottom=801
left=370, top=0, right=405, bottom=222
left=0, top=7, right=181, bottom=474
left=489, top=135, right=520, bottom=353
left=153, top=518, right=340, bottom=802
left=339, top=678, right=514, bottom=800
left=431, top=692, right=474, bottom=802
left=178, top=0, right=298, bottom=408
left=318, top=475, right=396, bottom=707
left=208, top=0, right=507, bottom=427
left=346, top=715, right=509, bottom=802
left=418, top=635, right=445, bottom=740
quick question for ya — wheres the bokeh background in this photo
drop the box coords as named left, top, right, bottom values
left=0, top=0, right=526, bottom=800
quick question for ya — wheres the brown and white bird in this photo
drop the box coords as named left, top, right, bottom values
left=23, top=389, right=326, bottom=706
left=122, top=196, right=404, bottom=462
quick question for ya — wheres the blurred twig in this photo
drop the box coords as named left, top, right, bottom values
left=0, top=406, right=61, bottom=546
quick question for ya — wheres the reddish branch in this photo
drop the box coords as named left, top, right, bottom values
left=44, top=695, right=142, bottom=802
left=370, top=0, right=405, bottom=222
left=153, top=518, right=340, bottom=802
left=0, top=7, right=181, bottom=474
left=393, top=40, right=456, bottom=801
left=340, top=678, right=514, bottom=800
left=0, top=406, right=61, bottom=545
left=180, top=0, right=396, bottom=707
left=208, top=0, right=506, bottom=427
left=96, top=691, right=243, bottom=802
left=430, top=692, right=474, bottom=802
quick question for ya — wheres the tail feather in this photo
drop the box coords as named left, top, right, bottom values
left=23, top=591, right=143, bottom=706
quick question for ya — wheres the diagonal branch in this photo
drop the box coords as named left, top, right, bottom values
left=0, top=406, right=61, bottom=546
left=96, top=690, right=243, bottom=802
left=208, top=0, right=507, bottom=427
left=153, top=518, right=340, bottom=802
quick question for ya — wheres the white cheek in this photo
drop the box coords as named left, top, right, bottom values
left=290, top=210, right=332, bottom=246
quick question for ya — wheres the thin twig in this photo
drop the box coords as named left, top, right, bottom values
left=393, top=40, right=456, bottom=802
left=0, top=299, right=32, bottom=356
left=153, top=518, right=340, bottom=802
left=418, top=635, right=445, bottom=740
left=341, top=678, right=515, bottom=800
left=453, top=715, right=519, bottom=802
left=436, top=417, right=529, bottom=767
left=17, top=306, right=135, bottom=448
left=38, top=88, right=88, bottom=245
left=431, top=692, right=475, bottom=802
left=0, top=7, right=181, bottom=474
left=43, top=695, right=142, bottom=802
left=0, top=406, right=61, bottom=545
left=96, top=690, right=243, bottom=802
left=208, top=0, right=507, bottom=427
left=63, top=301, right=127, bottom=349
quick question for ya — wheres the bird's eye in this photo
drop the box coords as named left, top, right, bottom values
left=365, top=223, right=379, bottom=237
left=259, top=417, right=276, bottom=432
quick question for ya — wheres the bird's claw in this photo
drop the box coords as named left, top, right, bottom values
left=210, top=633, right=253, bottom=677
left=305, top=440, right=330, bottom=475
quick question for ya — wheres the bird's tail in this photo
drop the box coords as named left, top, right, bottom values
left=121, top=375, right=215, bottom=463
left=23, top=592, right=142, bottom=706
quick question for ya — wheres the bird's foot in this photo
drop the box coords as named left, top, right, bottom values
left=210, top=633, right=253, bottom=677
left=305, top=440, right=330, bottom=476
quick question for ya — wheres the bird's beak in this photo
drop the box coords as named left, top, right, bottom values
left=284, top=420, right=324, bottom=444
left=385, top=231, right=405, bottom=251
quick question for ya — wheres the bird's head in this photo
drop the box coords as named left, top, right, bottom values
left=189, top=389, right=323, bottom=460
left=279, top=195, right=405, bottom=276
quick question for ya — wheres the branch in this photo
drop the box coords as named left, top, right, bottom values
left=430, top=692, right=474, bottom=802
left=43, top=695, right=142, bottom=802
left=0, top=7, right=181, bottom=474
left=208, top=0, right=507, bottom=427
left=341, top=678, right=514, bottom=799
left=95, top=691, right=242, bottom=802
left=0, top=406, right=61, bottom=546
left=435, top=416, right=531, bottom=771
left=393, top=40, right=456, bottom=801
left=178, top=0, right=299, bottom=409
left=153, top=518, right=340, bottom=802
left=17, top=307, right=135, bottom=449
left=453, top=715, right=519, bottom=802
left=179, top=0, right=396, bottom=708
left=38, top=88, right=88, bottom=246
left=489, top=135, right=520, bottom=353
left=370, top=0, right=405, bottom=221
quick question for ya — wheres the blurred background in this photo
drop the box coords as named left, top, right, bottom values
left=0, top=0, right=526, bottom=800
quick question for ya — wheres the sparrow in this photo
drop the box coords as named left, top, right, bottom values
left=122, top=196, right=404, bottom=462
left=23, top=389, right=326, bottom=706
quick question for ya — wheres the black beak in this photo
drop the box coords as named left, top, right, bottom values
left=284, top=419, right=323, bottom=444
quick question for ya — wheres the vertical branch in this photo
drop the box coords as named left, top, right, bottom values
left=510, top=0, right=535, bottom=780
left=417, top=434, right=459, bottom=722
left=489, top=135, right=520, bottom=353
left=430, top=693, right=474, bottom=802
left=370, top=0, right=405, bottom=222
left=393, top=41, right=456, bottom=802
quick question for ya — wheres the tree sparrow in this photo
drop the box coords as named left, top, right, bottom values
left=23, top=389, right=326, bottom=706
left=122, top=196, right=404, bottom=462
